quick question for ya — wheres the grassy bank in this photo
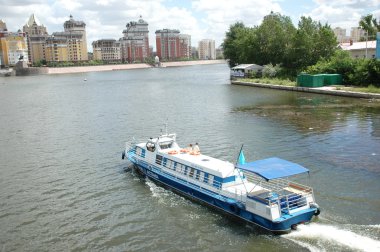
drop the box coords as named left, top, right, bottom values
left=337, top=85, right=380, bottom=94
left=237, top=78, right=296, bottom=86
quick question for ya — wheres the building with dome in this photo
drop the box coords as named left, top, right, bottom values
left=46, top=15, right=88, bottom=62
left=119, top=16, right=150, bottom=63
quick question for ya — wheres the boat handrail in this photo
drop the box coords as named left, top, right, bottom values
left=244, top=172, right=313, bottom=196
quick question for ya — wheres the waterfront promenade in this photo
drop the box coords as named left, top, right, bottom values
left=232, top=80, right=380, bottom=99
left=47, top=60, right=226, bottom=74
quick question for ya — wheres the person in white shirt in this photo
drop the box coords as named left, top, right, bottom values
left=186, top=144, right=193, bottom=152
left=193, top=143, right=200, bottom=153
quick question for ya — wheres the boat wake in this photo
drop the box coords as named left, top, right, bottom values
left=283, top=223, right=380, bottom=252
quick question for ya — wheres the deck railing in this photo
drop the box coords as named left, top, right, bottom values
left=244, top=171, right=312, bottom=213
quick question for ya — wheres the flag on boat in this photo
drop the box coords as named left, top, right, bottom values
left=238, top=150, right=246, bottom=165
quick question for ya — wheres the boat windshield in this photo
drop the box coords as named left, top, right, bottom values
left=159, top=141, right=173, bottom=149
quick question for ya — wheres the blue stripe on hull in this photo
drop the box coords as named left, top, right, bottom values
left=133, top=162, right=315, bottom=234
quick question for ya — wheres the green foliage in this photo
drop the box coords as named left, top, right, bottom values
left=306, top=50, right=380, bottom=87
left=262, top=64, right=281, bottom=78
left=359, top=14, right=380, bottom=38
left=222, top=12, right=337, bottom=74
left=240, top=77, right=296, bottom=86
left=222, top=22, right=249, bottom=67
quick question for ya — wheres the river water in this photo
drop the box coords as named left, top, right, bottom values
left=1, top=64, right=380, bottom=251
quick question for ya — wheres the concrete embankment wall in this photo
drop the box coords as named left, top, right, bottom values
left=15, top=67, right=48, bottom=76
left=48, top=64, right=152, bottom=74
left=231, top=80, right=380, bottom=99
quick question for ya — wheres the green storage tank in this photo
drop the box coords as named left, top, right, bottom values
left=298, top=74, right=324, bottom=87
left=323, top=74, right=342, bottom=85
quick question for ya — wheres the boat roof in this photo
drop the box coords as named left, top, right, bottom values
left=236, top=157, right=309, bottom=181
left=167, top=152, right=235, bottom=177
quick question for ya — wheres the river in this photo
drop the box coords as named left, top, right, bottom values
left=0, top=64, right=379, bottom=251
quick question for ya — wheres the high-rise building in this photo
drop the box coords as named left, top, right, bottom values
left=92, top=39, right=121, bottom=62
left=350, top=27, right=365, bottom=42
left=179, top=34, right=191, bottom=59
left=156, top=29, right=180, bottom=60
left=155, top=29, right=191, bottom=60
left=23, top=14, right=48, bottom=64
left=47, top=15, right=88, bottom=62
left=333, top=27, right=348, bottom=43
left=0, top=30, right=28, bottom=66
left=119, top=16, right=149, bottom=63
left=44, top=36, right=68, bottom=62
left=0, top=19, right=8, bottom=66
left=198, top=39, right=215, bottom=60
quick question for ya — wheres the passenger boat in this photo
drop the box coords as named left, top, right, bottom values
left=122, top=131, right=320, bottom=234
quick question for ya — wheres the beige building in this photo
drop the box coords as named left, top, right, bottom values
left=92, top=39, right=121, bottom=62
left=48, top=15, right=88, bottom=62
left=0, top=30, right=28, bottom=66
left=350, top=27, right=366, bottom=42
left=23, top=14, right=48, bottom=64
left=333, top=27, right=348, bottom=43
left=198, top=39, right=215, bottom=60
left=340, top=40, right=376, bottom=59
left=44, top=36, right=68, bottom=62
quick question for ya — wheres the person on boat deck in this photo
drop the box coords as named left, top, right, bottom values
left=193, top=143, right=200, bottom=153
left=186, top=144, right=193, bottom=152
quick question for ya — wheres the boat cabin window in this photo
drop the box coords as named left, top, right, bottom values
left=156, top=155, right=163, bottom=165
left=199, top=172, right=205, bottom=182
left=189, top=168, right=195, bottom=178
left=146, top=141, right=156, bottom=152
left=159, top=141, right=173, bottom=150
left=208, top=174, right=214, bottom=185
left=178, top=164, right=186, bottom=173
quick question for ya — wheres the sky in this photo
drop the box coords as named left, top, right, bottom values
left=0, top=0, right=379, bottom=52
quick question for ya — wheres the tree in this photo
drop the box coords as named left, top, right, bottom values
left=359, top=14, right=379, bottom=39
left=222, top=22, right=247, bottom=67
left=254, top=12, right=296, bottom=66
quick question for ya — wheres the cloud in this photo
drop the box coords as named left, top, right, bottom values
left=304, top=1, right=380, bottom=35
left=1, top=0, right=378, bottom=54
left=192, top=0, right=283, bottom=46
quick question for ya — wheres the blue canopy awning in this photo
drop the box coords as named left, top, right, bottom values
left=236, top=157, right=309, bottom=181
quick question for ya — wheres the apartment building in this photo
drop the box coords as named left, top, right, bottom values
left=179, top=34, right=191, bottom=59
left=119, top=17, right=149, bottom=63
left=92, top=39, right=121, bottom=62
left=198, top=39, right=215, bottom=60
left=155, top=29, right=191, bottom=60
left=333, top=27, right=348, bottom=43
left=46, top=15, right=88, bottom=62
left=350, top=27, right=366, bottom=42
left=0, top=29, right=28, bottom=66
left=23, top=14, right=48, bottom=64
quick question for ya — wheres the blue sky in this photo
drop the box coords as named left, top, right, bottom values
left=0, top=0, right=379, bottom=51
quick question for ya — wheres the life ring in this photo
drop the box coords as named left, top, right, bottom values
left=180, top=149, right=188, bottom=153
left=168, top=150, right=178, bottom=155
left=190, top=151, right=200, bottom=155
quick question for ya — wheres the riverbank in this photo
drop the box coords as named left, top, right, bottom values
left=231, top=80, right=380, bottom=99
left=47, top=60, right=226, bottom=75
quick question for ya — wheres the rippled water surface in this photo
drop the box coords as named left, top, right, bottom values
left=1, top=64, right=380, bottom=251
